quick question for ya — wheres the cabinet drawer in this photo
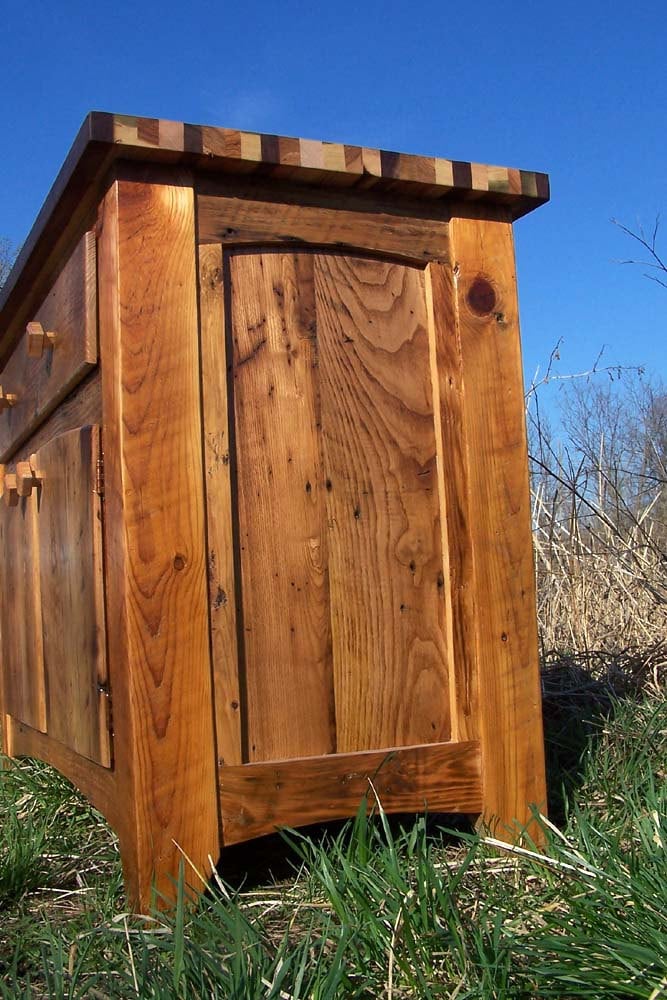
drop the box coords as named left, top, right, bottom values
left=0, top=231, right=97, bottom=462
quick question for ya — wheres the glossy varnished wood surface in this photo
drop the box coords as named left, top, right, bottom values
left=0, top=231, right=97, bottom=462
left=450, top=215, right=547, bottom=838
left=35, top=425, right=110, bottom=766
left=220, top=740, right=482, bottom=844
left=98, top=173, right=220, bottom=905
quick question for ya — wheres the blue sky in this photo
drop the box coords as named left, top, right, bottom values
left=1, top=0, right=665, bottom=399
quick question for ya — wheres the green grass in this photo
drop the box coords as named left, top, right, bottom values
left=1, top=685, right=665, bottom=998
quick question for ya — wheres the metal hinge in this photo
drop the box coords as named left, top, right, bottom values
left=95, top=455, right=105, bottom=499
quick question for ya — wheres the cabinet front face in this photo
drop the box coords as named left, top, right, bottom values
left=197, top=189, right=478, bottom=841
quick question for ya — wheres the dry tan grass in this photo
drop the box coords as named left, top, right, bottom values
left=532, top=472, right=666, bottom=687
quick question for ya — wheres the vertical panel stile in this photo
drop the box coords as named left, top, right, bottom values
left=449, top=214, right=547, bottom=840
left=197, top=243, right=243, bottom=767
left=99, top=170, right=220, bottom=906
left=426, top=261, right=479, bottom=743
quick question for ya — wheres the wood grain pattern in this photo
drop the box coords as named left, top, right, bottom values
left=98, top=174, right=220, bottom=907
left=0, top=231, right=97, bottom=462
left=35, top=425, right=110, bottom=766
left=230, top=252, right=335, bottom=761
left=0, top=113, right=548, bottom=368
left=97, top=113, right=549, bottom=207
left=426, top=263, right=479, bottom=742
left=220, top=740, right=482, bottom=844
left=7, top=718, right=118, bottom=827
left=0, top=488, right=45, bottom=731
left=197, top=243, right=243, bottom=767
left=450, top=215, right=547, bottom=839
left=315, top=254, right=450, bottom=752
left=198, top=188, right=450, bottom=263
left=11, top=369, right=101, bottom=459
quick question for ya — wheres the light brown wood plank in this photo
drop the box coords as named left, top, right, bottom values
left=98, top=173, right=220, bottom=907
left=35, top=425, right=110, bottom=766
left=220, top=740, right=481, bottom=844
left=11, top=369, right=101, bottom=459
left=426, top=262, right=479, bottom=742
left=450, top=215, right=547, bottom=840
left=230, top=251, right=335, bottom=762
left=315, top=254, right=450, bottom=752
left=197, top=188, right=450, bottom=264
left=7, top=718, right=118, bottom=829
left=197, top=243, right=242, bottom=767
left=0, top=231, right=97, bottom=462
left=0, top=489, right=45, bottom=732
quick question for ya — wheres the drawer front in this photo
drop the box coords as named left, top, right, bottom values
left=0, top=231, right=97, bottom=462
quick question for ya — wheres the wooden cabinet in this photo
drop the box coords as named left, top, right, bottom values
left=0, top=113, right=549, bottom=910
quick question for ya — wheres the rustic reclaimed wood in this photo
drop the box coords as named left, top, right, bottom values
left=220, top=740, right=482, bottom=843
left=34, top=425, right=110, bottom=766
left=13, top=369, right=101, bottom=458
left=0, top=231, right=97, bottom=462
left=0, top=113, right=550, bottom=910
left=6, top=718, right=118, bottom=823
left=197, top=242, right=243, bottom=768
left=98, top=171, right=219, bottom=905
left=315, top=253, right=450, bottom=752
left=0, top=113, right=548, bottom=366
left=0, top=485, right=45, bottom=732
left=197, top=184, right=451, bottom=263
left=426, top=262, right=479, bottom=742
left=450, top=214, right=547, bottom=840
left=229, top=251, right=335, bottom=762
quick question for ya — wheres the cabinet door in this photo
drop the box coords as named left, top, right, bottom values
left=0, top=485, right=46, bottom=732
left=35, top=425, right=111, bottom=766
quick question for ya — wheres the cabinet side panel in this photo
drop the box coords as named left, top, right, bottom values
left=315, top=255, right=450, bottom=752
left=450, top=215, right=546, bottom=839
left=36, top=425, right=110, bottom=765
left=230, top=251, right=335, bottom=762
left=0, top=493, right=46, bottom=733
left=197, top=243, right=243, bottom=767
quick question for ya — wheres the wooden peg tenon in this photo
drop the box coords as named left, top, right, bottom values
left=26, top=321, right=57, bottom=359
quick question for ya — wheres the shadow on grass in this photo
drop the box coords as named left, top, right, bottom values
left=216, top=645, right=664, bottom=891
left=540, top=645, right=663, bottom=824
left=214, top=812, right=473, bottom=892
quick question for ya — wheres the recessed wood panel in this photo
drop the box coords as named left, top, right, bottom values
left=35, top=425, right=110, bottom=766
left=229, top=252, right=335, bottom=762
left=315, top=255, right=450, bottom=751
left=225, top=249, right=451, bottom=764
